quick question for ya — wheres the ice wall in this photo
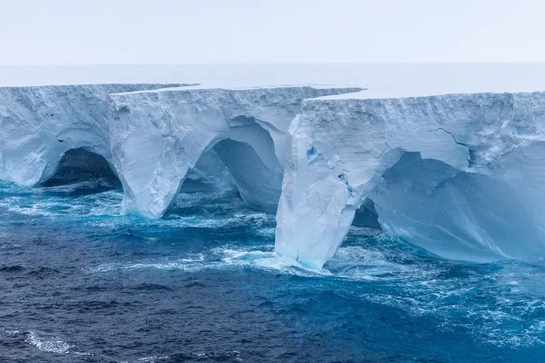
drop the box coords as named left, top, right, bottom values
left=109, top=86, right=362, bottom=218
left=276, top=91, right=545, bottom=269
left=0, top=84, right=184, bottom=186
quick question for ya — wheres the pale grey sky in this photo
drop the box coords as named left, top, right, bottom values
left=0, top=0, right=544, bottom=65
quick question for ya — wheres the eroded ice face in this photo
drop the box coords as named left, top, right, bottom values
left=275, top=91, right=545, bottom=269
left=108, top=85, right=362, bottom=219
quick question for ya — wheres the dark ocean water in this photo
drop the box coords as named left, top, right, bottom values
left=2, top=180, right=545, bottom=362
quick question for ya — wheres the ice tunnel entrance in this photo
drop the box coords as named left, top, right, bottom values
left=278, top=147, right=545, bottom=270
left=371, top=152, right=545, bottom=263
left=180, top=149, right=236, bottom=194
left=120, top=117, right=287, bottom=219
left=212, top=137, right=283, bottom=212
left=332, top=151, right=545, bottom=265
left=39, top=148, right=120, bottom=188
left=351, top=198, right=381, bottom=231
left=175, top=124, right=283, bottom=213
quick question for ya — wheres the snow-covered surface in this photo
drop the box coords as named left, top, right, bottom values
left=276, top=91, right=545, bottom=269
left=1, top=63, right=544, bottom=97
left=0, top=84, right=184, bottom=186
left=109, top=86, right=362, bottom=218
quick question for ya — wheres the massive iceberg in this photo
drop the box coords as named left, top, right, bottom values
left=0, top=84, right=184, bottom=187
left=275, top=91, right=545, bottom=269
left=3, top=80, right=545, bottom=270
left=109, top=86, right=362, bottom=218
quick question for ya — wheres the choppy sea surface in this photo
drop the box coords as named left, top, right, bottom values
left=2, top=179, right=545, bottom=362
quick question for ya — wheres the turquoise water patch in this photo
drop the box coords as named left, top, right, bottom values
left=1, top=181, right=544, bottom=362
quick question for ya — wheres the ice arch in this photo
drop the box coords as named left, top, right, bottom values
left=40, top=148, right=120, bottom=187
left=275, top=91, right=545, bottom=269
left=109, top=86, right=362, bottom=218
left=351, top=198, right=381, bottom=230
left=0, top=84, right=184, bottom=187
left=371, top=153, right=545, bottom=263
left=213, top=133, right=283, bottom=211
left=181, top=148, right=235, bottom=194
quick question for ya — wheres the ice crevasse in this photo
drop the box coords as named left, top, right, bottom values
left=275, top=91, right=545, bottom=269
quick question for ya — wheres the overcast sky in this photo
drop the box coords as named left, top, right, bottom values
left=0, top=0, right=544, bottom=65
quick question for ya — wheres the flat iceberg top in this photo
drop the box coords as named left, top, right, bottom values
left=0, top=83, right=189, bottom=92
left=109, top=84, right=364, bottom=96
left=313, top=89, right=545, bottom=101
left=2, top=64, right=545, bottom=97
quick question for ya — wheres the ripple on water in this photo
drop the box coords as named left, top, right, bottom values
left=87, top=238, right=545, bottom=350
left=3, top=180, right=545, bottom=359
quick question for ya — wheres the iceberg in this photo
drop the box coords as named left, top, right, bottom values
left=0, top=84, right=184, bottom=187
left=109, top=86, right=362, bottom=218
left=275, top=91, right=545, bottom=269
left=4, top=80, right=545, bottom=270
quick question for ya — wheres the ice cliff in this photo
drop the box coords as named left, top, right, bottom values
left=275, top=91, right=545, bottom=269
left=0, top=84, right=184, bottom=186
left=4, top=81, right=545, bottom=270
left=109, top=86, right=362, bottom=218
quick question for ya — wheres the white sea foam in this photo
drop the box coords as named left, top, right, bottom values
left=87, top=236, right=423, bottom=281
left=25, top=331, right=72, bottom=354
left=134, top=356, right=169, bottom=362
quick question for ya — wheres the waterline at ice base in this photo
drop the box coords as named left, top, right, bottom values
left=3, top=64, right=545, bottom=361
left=4, top=82, right=545, bottom=269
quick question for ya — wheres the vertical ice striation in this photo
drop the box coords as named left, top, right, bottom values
left=275, top=91, right=545, bottom=269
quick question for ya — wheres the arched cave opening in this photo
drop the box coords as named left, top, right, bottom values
left=39, top=148, right=121, bottom=189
